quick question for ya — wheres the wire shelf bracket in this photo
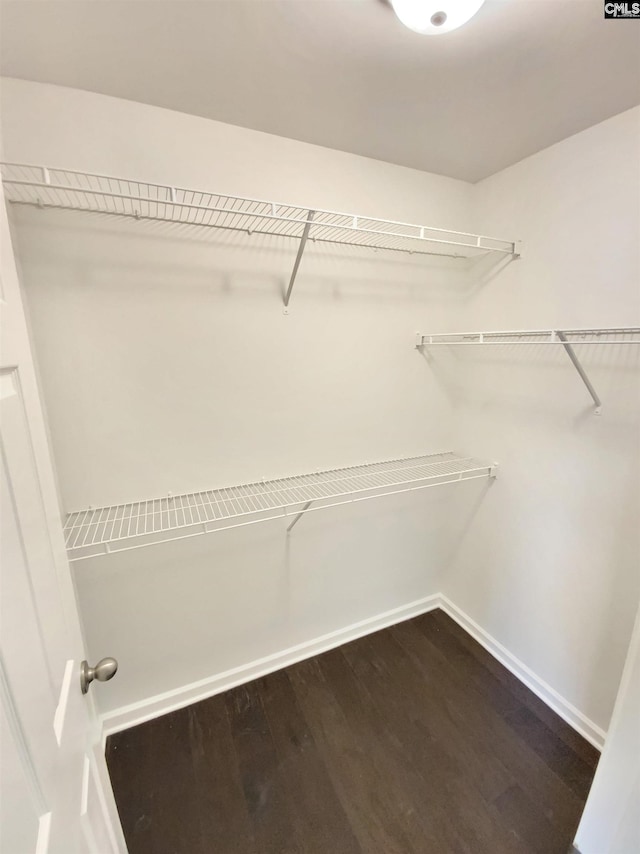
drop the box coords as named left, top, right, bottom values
left=62, top=451, right=497, bottom=562
left=0, top=162, right=519, bottom=312
left=283, top=209, right=315, bottom=312
left=286, top=500, right=313, bottom=533
left=415, top=327, right=640, bottom=414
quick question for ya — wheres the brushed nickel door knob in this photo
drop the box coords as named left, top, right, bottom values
left=80, top=657, right=118, bottom=694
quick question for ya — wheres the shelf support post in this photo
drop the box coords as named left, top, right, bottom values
left=556, top=330, right=603, bottom=414
left=283, top=210, right=315, bottom=312
left=286, top=501, right=313, bottom=533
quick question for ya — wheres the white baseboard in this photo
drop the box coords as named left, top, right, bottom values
left=101, top=592, right=606, bottom=752
left=101, top=593, right=441, bottom=740
left=438, top=594, right=606, bottom=751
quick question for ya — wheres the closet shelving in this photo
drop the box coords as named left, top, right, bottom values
left=63, top=452, right=497, bottom=562
left=1, top=163, right=506, bottom=561
left=416, top=327, right=640, bottom=413
left=0, top=161, right=519, bottom=310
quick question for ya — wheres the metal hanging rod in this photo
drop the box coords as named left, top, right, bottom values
left=0, top=162, right=518, bottom=310
left=62, top=451, right=497, bottom=562
left=415, top=327, right=640, bottom=414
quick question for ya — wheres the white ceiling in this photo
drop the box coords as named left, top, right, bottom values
left=1, top=0, right=639, bottom=182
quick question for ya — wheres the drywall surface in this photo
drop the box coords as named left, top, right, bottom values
left=1, top=79, right=474, bottom=712
left=3, top=79, right=637, bottom=730
left=0, top=77, right=473, bottom=507
left=77, top=491, right=457, bottom=716
left=0, top=77, right=472, bottom=228
left=575, top=602, right=640, bottom=852
left=443, top=107, right=640, bottom=733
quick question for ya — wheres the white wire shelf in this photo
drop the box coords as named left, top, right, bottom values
left=416, top=327, right=640, bottom=414
left=0, top=162, right=517, bottom=260
left=63, top=451, right=497, bottom=562
left=416, top=327, right=640, bottom=346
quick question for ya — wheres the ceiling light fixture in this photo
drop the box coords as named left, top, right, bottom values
left=390, top=0, right=486, bottom=35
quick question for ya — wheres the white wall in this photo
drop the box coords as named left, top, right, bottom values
left=2, top=79, right=638, bottom=735
left=444, top=107, right=640, bottom=734
left=1, top=79, right=475, bottom=714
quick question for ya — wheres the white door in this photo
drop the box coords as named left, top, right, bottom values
left=0, top=187, right=127, bottom=852
left=574, top=602, right=640, bottom=853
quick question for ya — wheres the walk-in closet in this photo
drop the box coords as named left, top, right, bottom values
left=1, top=2, right=639, bottom=853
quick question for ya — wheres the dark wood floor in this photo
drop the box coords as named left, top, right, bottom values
left=106, top=609, right=599, bottom=854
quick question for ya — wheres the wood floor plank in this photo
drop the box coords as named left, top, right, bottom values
left=395, top=616, right=588, bottom=836
left=421, top=612, right=597, bottom=798
left=368, top=624, right=518, bottom=802
left=430, top=610, right=600, bottom=768
left=420, top=610, right=525, bottom=719
left=504, top=706, right=596, bottom=801
left=494, top=783, right=569, bottom=854
left=335, top=639, right=531, bottom=854
left=106, top=609, right=598, bottom=854
left=256, top=668, right=363, bottom=854
left=106, top=711, right=206, bottom=854
left=316, top=648, right=474, bottom=853
left=225, top=682, right=302, bottom=854
left=288, top=654, right=428, bottom=854
left=184, top=693, right=254, bottom=854
left=340, top=631, right=531, bottom=854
